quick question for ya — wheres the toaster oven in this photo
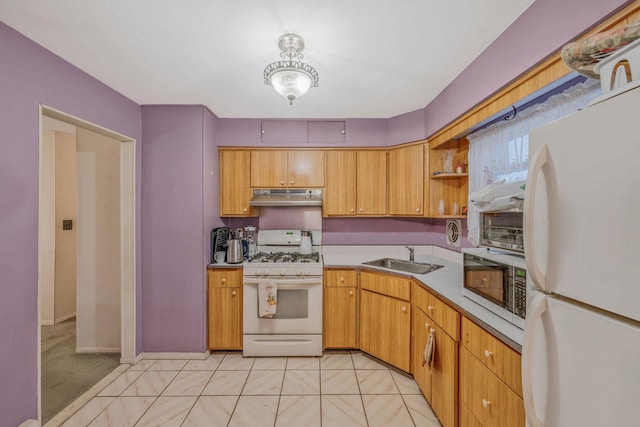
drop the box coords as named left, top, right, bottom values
left=479, top=208, right=524, bottom=254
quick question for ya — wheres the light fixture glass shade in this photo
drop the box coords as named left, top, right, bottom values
left=270, top=69, right=313, bottom=103
left=263, top=33, right=319, bottom=105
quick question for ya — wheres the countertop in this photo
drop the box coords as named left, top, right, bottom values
left=208, top=244, right=524, bottom=352
left=321, top=245, right=524, bottom=352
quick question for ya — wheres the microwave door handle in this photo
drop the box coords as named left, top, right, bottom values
left=524, top=144, right=548, bottom=291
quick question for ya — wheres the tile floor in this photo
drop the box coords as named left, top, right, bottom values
left=58, top=351, right=442, bottom=427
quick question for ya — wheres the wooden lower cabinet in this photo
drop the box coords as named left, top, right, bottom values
left=359, top=288, right=411, bottom=372
left=324, top=269, right=358, bottom=349
left=208, top=269, right=243, bottom=350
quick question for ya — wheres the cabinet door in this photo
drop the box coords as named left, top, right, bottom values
left=208, top=286, right=242, bottom=349
left=323, top=286, right=357, bottom=348
left=324, top=151, right=357, bottom=216
left=360, top=289, right=411, bottom=372
left=250, top=151, right=287, bottom=187
left=288, top=151, right=325, bottom=187
left=389, top=144, right=425, bottom=216
left=431, top=321, right=459, bottom=427
left=412, top=307, right=433, bottom=402
left=356, top=151, right=387, bottom=215
left=219, top=150, right=255, bottom=216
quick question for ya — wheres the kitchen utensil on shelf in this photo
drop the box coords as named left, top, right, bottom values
left=226, top=238, right=244, bottom=264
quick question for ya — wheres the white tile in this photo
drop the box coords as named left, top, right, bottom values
left=148, top=359, right=188, bottom=371
left=97, top=371, right=144, bottom=397
left=281, top=370, right=320, bottom=395
left=228, top=395, right=279, bottom=427
left=351, top=352, right=388, bottom=370
left=202, top=370, right=249, bottom=395
left=87, top=396, right=155, bottom=427
left=218, top=353, right=255, bottom=370
left=356, top=370, right=399, bottom=394
left=321, top=395, right=367, bottom=427
left=242, top=370, right=285, bottom=395
left=321, top=353, right=354, bottom=370
left=127, top=359, right=156, bottom=371
left=276, top=395, right=321, bottom=427
left=362, top=394, right=414, bottom=427
left=183, top=354, right=225, bottom=370
left=286, top=357, right=320, bottom=370
left=121, top=370, right=178, bottom=396
left=162, top=370, right=214, bottom=396
left=134, top=396, right=196, bottom=427
left=252, top=357, right=288, bottom=370
left=390, top=370, right=422, bottom=395
left=403, top=394, right=441, bottom=426
left=181, top=396, right=239, bottom=427
left=321, top=370, right=360, bottom=395
left=60, top=397, right=115, bottom=427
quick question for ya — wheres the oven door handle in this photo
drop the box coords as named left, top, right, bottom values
left=243, top=277, right=321, bottom=288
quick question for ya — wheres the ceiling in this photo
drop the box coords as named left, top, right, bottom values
left=0, top=0, right=534, bottom=119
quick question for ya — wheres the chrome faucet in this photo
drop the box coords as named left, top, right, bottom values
left=405, top=245, right=415, bottom=262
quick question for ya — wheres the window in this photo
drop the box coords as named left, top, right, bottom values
left=466, top=78, right=601, bottom=245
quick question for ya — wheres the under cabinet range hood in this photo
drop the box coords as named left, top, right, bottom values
left=249, top=189, right=323, bottom=207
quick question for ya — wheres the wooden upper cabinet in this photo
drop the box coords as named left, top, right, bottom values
left=219, top=150, right=256, bottom=217
left=324, top=151, right=357, bottom=216
left=389, top=144, right=426, bottom=216
left=356, top=150, right=387, bottom=216
left=250, top=150, right=324, bottom=188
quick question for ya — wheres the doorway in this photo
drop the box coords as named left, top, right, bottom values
left=37, top=106, right=136, bottom=424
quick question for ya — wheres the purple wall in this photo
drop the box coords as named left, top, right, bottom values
left=387, top=109, right=427, bottom=145
left=423, top=0, right=631, bottom=136
left=0, top=21, right=142, bottom=426
left=141, top=105, right=222, bottom=352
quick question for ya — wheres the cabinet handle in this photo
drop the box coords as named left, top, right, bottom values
left=340, top=277, right=345, bottom=282
left=482, top=399, right=491, bottom=408
left=401, top=306, right=407, bottom=312
left=416, top=208, right=420, bottom=213
left=221, top=278, right=226, bottom=283
left=243, top=208, right=247, bottom=213
left=290, top=180, right=294, bottom=185
left=350, top=208, right=355, bottom=213
left=484, top=349, right=493, bottom=359
left=231, top=290, right=237, bottom=296
left=424, top=322, right=430, bottom=329
left=349, top=290, right=354, bottom=296
left=427, top=305, right=434, bottom=312
left=280, top=180, right=285, bottom=185
left=359, top=208, right=364, bottom=213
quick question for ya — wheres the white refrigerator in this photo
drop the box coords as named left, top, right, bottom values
left=523, top=85, right=640, bottom=427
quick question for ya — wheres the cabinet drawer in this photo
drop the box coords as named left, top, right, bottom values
left=208, top=268, right=243, bottom=288
left=413, top=282, right=460, bottom=341
left=462, top=317, right=522, bottom=397
left=325, top=269, right=358, bottom=287
left=361, top=270, right=410, bottom=301
left=460, top=348, right=524, bottom=427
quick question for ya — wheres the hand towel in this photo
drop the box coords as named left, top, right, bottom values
left=422, top=328, right=436, bottom=371
left=258, top=278, right=277, bottom=318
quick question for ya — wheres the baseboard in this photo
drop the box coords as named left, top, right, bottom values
left=54, top=312, right=76, bottom=324
left=75, top=347, right=120, bottom=353
left=141, top=351, right=209, bottom=360
left=120, top=352, right=143, bottom=365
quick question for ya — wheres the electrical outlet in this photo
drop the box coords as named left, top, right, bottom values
left=62, top=219, right=73, bottom=230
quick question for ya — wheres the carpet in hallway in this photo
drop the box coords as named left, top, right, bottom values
left=41, top=318, right=120, bottom=424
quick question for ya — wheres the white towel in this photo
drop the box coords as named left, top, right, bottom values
left=258, top=278, right=277, bottom=318
left=422, top=328, right=436, bottom=371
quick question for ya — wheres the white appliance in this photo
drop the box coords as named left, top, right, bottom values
left=243, top=229, right=323, bottom=357
left=523, top=86, right=640, bottom=426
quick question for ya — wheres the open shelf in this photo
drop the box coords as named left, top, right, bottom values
left=431, top=173, right=468, bottom=179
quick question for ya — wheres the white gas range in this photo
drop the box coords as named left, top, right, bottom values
left=242, top=229, right=323, bottom=357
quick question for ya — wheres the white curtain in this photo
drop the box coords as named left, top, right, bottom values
left=466, top=78, right=601, bottom=245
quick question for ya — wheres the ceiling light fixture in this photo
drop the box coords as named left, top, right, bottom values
left=263, top=33, right=319, bottom=105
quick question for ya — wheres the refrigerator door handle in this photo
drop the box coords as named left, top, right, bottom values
left=522, top=293, right=548, bottom=427
left=524, top=144, right=549, bottom=291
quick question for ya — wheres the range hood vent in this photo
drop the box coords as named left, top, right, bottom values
left=249, top=189, right=323, bottom=207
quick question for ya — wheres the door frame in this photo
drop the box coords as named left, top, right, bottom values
left=37, top=105, right=137, bottom=421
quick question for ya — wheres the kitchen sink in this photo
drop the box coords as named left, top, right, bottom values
left=363, top=258, right=444, bottom=275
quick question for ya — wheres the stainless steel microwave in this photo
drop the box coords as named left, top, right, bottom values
left=462, top=248, right=527, bottom=329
